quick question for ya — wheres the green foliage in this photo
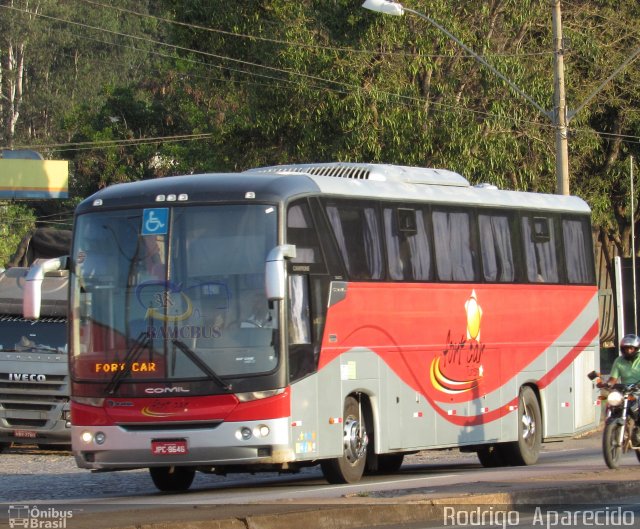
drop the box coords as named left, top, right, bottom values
left=0, top=203, right=36, bottom=267
left=2, top=0, right=640, bottom=254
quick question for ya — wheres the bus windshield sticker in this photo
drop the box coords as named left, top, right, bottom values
left=142, top=208, right=169, bottom=236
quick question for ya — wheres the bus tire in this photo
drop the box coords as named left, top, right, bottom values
left=477, top=444, right=507, bottom=467
left=504, top=386, right=542, bottom=466
left=149, top=466, right=196, bottom=492
left=320, top=395, right=368, bottom=484
left=0, top=442, right=7, bottom=453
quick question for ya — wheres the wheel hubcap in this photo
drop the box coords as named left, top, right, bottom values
left=521, top=405, right=535, bottom=444
left=343, top=417, right=368, bottom=463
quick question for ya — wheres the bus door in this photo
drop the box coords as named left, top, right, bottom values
left=285, top=199, right=332, bottom=459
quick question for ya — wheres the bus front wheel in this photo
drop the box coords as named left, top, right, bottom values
left=321, top=395, right=368, bottom=484
left=149, top=466, right=196, bottom=492
left=504, top=386, right=542, bottom=466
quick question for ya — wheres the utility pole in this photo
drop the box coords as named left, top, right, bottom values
left=552, top=0, right=570, bottom=196
left=364, top=0, right=640, bottom=196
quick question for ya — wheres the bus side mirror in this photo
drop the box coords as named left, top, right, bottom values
left=265, top=245, right=296, bottom=301
left=24, top=256, right=68, bottom=320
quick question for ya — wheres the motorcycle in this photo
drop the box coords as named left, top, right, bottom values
left=588, top=370, right=640, bottom=469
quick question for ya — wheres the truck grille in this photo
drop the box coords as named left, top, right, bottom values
left=0, top=354, right=69, bottom=434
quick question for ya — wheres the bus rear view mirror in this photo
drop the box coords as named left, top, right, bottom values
left=265, top=245, right=296, bottom=301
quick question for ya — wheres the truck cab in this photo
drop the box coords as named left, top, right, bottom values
left=0, top=229, right=70, bottom=451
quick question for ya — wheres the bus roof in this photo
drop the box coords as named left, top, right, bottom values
left=245, top=163, right=591, bottom=214
left=76, top=163, right=590, bottom=215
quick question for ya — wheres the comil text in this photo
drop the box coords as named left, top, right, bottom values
left=94, top=362, right=156, bottom=373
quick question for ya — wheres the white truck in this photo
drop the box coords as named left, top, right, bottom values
left=0, top=229, right=70, bottom=450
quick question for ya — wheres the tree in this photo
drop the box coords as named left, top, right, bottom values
left=0, top=202, right=35, bottom=266
left=3, top=0, right=640, bottom=259
left=0, top=0, right=41, bottom=148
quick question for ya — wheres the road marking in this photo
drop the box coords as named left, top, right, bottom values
left=297, top=474, right=456, bottom=494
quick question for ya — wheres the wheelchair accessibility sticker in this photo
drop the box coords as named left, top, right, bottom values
left=142, top=208, right=168, bottom=236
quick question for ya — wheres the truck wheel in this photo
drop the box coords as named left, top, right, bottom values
left=0, top=442, right=7, bottom=453
left=504, top=387, right=542, bottom=465
left=321, top=395, right=368, bottom=484
left=149, top=466, right=195, bottom=492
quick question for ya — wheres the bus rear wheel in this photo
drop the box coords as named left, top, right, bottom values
left=321, top=395, right=368, bottom=484
left=149, top=466, right=196, bottom=492
left=504, top=387, right=542, bottom=466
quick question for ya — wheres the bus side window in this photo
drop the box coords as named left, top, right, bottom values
left=325, top=203, right=383, bottom=280
left=522, top=216, right=559, bottom=283
left=432, top=209, right=477, bottom=281
left=288, top=275, right=311, bottom=345
left=287, top=203, right=322, bottom=265
left=478, top=213, right=515, bottom=282
left=383, top=207, right=433, bottom=281
left=288, top=275, right=315, bottom=381
left=562, top=217, right=595, bottom=284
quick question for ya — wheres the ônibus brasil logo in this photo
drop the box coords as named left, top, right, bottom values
left=8, top=505, right=73, bottom=529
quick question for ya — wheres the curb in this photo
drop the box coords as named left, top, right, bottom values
left=127, top=479, right=640, bottom=529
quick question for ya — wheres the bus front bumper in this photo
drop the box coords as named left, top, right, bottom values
left=72, top=417, right=295, bottom=469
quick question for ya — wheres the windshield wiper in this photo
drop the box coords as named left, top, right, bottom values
left=105, top=332, right=150, bottom=395
left=172, top=339, right=232, bottom=392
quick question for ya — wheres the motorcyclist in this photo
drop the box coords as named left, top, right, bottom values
left=607, top=334, right=640, bottom=386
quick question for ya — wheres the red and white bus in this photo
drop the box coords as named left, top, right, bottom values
left=62, top=163, right=599, bottom=491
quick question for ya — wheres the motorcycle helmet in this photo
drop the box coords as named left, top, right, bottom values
left=620, top=334, right=640, bottom=360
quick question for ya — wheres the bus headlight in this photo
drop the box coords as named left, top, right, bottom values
left=235, top=427, right=253, bottom=441
left=236, top=389, right=285, bottom=402
left=81, top=430, right=106, bottom=445
left=253, top=425, right=270, bottom=438
left=607, top=391, right=624, bottom=407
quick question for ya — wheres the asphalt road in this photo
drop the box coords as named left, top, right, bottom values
left=2, top=430, right=639, bottom=529
left=0, top=430, right=604, bottom=504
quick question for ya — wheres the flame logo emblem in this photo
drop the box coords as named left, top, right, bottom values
left=465, top=289, right=482, bottom=341
left=141, top=407, right=184, bottom=417
left=430, top=356, right=481, bottom=394
left=429, top=290, right=485, bottom=395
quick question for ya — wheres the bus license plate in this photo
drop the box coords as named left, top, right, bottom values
left=14, top=429, right=37, bottom=439
left=151, top=439, right=188, bottom=456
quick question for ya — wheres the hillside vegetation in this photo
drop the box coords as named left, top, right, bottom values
left=1, top=0, right=639, bottom=264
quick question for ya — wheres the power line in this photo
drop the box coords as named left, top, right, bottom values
left=0, top=3, right=360, bottom=93
left=13, top=133, right=215, bottom=152
left=3, top=2, right=639, bottom=151
left=75, top=0, right=554, bottom=60
left=4, top=10, right=557, bottom=143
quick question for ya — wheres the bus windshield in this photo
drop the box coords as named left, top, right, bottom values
left=70, top=204, right=279, bottom=390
